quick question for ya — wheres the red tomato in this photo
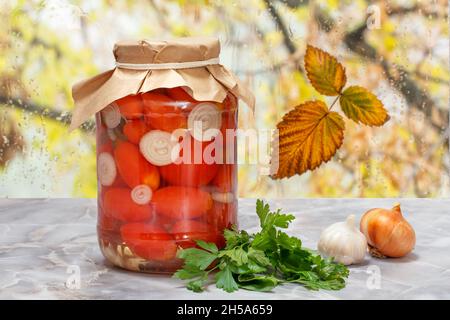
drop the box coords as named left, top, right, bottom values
left=115, top=95, right=144, bottom=119
left=103, top=188, right=153, bottom=222
left=114, top=141, right=160, bottom=190
left=98, top=210, right=122, bottom=231
left=167, top=87, right=197, bottom=103
left=121, top=223, right=177, bottom=261
left=222, top=94, right=237, bottom=110
left=97, top=210, right=123, bottom=242
left=98, top=142, right=113, bottom=154
left=123, top=120, right=149, bottom=144
left=212, top=164, right=236, bottom=192
left=171, top=220, right=217, bottom=248
left=98, top=172, right=126, bottom=189
left=152, top=186, right=213, bottom=220
left=221, top=107, right=237, bottom=134
left=209, top=108, right=237, bottom=165
left=97, top=120, right=114, bottom=147
left=206, top=201, right=237, bottom=232
left=153, top=213, right=174, bottom=231
left=142, top=92, right=187, bottom=132
left=159, top=136, right=218, bottom=187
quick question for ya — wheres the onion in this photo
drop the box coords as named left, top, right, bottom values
left=360, top=203, right=416, bottom=258
left=187, top=102, right=222, bottom=141
left=130, top=184, right=152, bottom=205
left=139, top=130, right=181, bottom=166
left=107, top=128, right=117, bottom=141
left=101, top=103, right=121, bottom=129
left=97, top=152, right=117, bottom=186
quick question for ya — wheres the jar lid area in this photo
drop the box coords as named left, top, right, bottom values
left=113, top=37, right=220, bottom=65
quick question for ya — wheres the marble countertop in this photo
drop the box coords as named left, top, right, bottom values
left=0, top=198, right=449, bottom=300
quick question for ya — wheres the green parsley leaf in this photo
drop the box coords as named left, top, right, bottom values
left=256, top=199, right=271, bottom=228
left=271, top=209, right=295, bottom=229
left=195, top=240, right=219, bottom=253
left=251, top=229, right=277, bottom=251
left=276, top=231, right=302, bottom=250
left=176, top=247, right=217, bottom=270
left=229, top=261, right=267, bottom=275
left=218, top=247, right=248, bottom=266
left=187, top=277, right=208, bottom=292
left=215, top=266, right=239, bottom=293
left=224, top=227, right=250, bottom=249
left=173, top=264, right=205, bottom=280
left=237, top=274, right=279, bottom=292
left=292, top=277, right=346, bottom=291
left=248, top=248, right=271, bottom=267
left=256, top=199, right=295, bottom=230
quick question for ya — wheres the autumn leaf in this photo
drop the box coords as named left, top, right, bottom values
left=339, top=86, right=389, bottom=126
left=271, top=101, right=345, bottom=179
left=304, top=45, right=347, bottom=96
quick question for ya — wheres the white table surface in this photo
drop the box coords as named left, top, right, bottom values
left=0, top=198, right=449, bottom=300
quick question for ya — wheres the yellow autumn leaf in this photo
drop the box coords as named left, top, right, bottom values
left=271, top=100, right=345, bottom=179
left=304, top=45, right=346, bottom=96
left=339, top=86, right=389, bottom=126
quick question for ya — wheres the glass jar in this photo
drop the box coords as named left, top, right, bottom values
left=96, top=87, right=238, bottom=273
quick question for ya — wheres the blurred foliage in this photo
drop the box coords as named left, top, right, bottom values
left=0, top=0, right=448, bottom=198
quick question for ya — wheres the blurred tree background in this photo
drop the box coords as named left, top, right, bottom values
left=0, top=0, right=448, bottom=198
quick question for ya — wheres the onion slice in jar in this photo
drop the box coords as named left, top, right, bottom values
left=188, top=102, right=222, bottom=141
left=98, top=152, right=117, bottom=186
left=101, top=103, right=121, bottom=129
left=107, top=128, right=117, bottom=141
left=139, top=130, right=181, bottom=166
left=131, top=184, right=152, bottom=205
left=211, top=191, right=235, bottom=204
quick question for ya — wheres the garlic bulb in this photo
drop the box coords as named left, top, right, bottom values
left=360, top=204, right=415, bottom=258
left=318, top=215, right=367, bottom=265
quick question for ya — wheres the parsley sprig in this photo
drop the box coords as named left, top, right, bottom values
left=173, top=199, right=349, bottom=293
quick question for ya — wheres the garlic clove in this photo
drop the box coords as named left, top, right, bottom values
left=317, top=214, right=368, bottom=265
left=345, top=214, right=355, bottom=228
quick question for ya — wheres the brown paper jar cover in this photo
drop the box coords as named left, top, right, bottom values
left=70, top=37, right=255, bottom=130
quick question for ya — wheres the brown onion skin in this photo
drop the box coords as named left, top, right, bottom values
left=360, top=204, right=416, bottom=258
